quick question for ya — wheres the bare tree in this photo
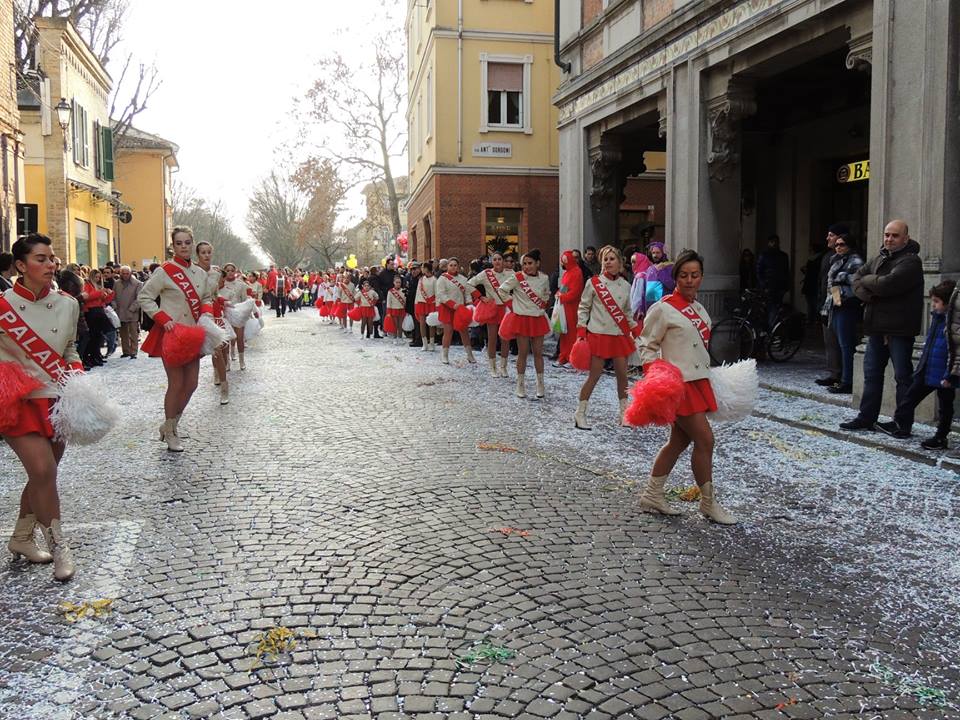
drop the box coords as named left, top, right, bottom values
left=172, top=183, right=260, bottom=270
left=246, top=172, right=308, bottom=270
left=291, top=158, right=349, bottom=269
left=15, top=0, right=160, bottom=146
left=301, top=26, right=406, bottom=237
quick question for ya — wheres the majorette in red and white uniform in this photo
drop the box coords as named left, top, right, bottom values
left=414, top=273, right=436, bottom=319
left=138, top=255, right=214, bottom=358
left=435, top=271, right=479, bottom=326
left=354, top=285, right=379, bottom=320
left=468, top=266, right=510, bottom=325
left=496, top=270, right=551, bottom=338
left=577, top=271, right=640, bottom=359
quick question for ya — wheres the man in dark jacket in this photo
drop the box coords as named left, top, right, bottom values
left=405, top=262, right=422, bottom=347
left=840, top=219, right=924, bottom=431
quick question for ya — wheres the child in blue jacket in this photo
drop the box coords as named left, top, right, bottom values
left=876, top=280, right=956, bottom=449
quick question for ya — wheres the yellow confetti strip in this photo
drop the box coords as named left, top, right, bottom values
left=59, top=599, right=114, bottom=623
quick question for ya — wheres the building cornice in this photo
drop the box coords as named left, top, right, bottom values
left=433, top=28, right=554, bottom=44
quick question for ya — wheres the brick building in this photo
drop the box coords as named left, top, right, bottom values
left=405, top=0, right=561, bottom=270
left=0, top=0, right=25, bottom=250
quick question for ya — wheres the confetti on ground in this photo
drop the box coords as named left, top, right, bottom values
left=455, top=638, right=516, bottom=669
left=666, top=485, right=700, bottom=501
left=774, top=696, right=798, bottom=711
left=490, top=527, right=530, bottom=537
left=868, top=663, right=949, bottom=707
left=59, top=599, right=114, bottom=623
left=250, top=626, right=300, bottom=666
left=476, top=442, right=519, bottom=453
left=748, top=430, right=811, bottom=461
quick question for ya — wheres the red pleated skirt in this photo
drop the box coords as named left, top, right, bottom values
left=386, top=308, right=405, bottom=319
left=676, top=378, right=718, bottom=417
left=357, top=306, right=375, bottom=319
left=500, top=312, right=550, bottom=339
left=415, top=300, right=436, bottom=319
left=479, top=304, right=507, bottom=326
left=438, top=304, right=455, bottom=326
left=335, top=301, right=352, bottom=319
left=3, top=398, right=55, bottom=439
left=140, top=324, right=164, bottom=358
left=586, top=331, right=635, bottom=359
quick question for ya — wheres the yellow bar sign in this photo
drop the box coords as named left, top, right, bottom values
left=837, top=160, right=870, bottom=183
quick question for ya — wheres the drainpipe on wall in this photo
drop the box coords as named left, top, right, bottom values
left=457, top=0, right=463, bottom=162
left=554, top=0, right=571, bottom=73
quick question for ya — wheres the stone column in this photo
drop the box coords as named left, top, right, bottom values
left=868, top=0, right=960, bottom=277
left=558, top=121, right=585, bottom=250
left=586, top=136, right=623, bottom=249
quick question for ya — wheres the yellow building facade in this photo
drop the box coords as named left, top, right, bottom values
left=19, top=18, right=119, bottom=267
left=112, top=126, right=178, bottom=271
left=406, top=0, right=561, bottom=268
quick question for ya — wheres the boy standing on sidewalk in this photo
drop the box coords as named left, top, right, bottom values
left=877, top=280, right=957, bottom=449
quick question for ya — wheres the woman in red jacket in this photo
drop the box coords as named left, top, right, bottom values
left=554, top=250, right=584, bottom=367
left=80, top=268, right=115, bottom=368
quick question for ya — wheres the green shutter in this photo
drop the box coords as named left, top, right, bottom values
left=100, top=125, right=114, bottom=181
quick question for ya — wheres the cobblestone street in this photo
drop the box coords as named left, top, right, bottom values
left=1, top=311, right=958, bottom=720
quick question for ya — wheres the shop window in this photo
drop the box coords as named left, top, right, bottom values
left=484, top=208, right=522, bottom=257
left=96, top=226, right=110, bottom=267
left=74, top=219, right=90, bottom=266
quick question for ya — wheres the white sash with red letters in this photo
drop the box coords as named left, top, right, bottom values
left=442, top=273, right=469, bottom=304
left=389, top=288, right=405, bottom=306
left=515, top=272, right=547, bottom=311
left=664, top=292, right=711, bottom=349
left=162, top=262, right=202, bottom=322
left=590, top=276, right=632, bottom=337
left=0, top=295, right=72, bottom=382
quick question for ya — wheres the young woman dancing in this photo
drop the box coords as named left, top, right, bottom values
left=435, top=258, right=478, bottom=365
left=219, top=263, right=250, bottom=370
left=414, top=261, right=437, bottom=351
left=355, top=279, right=380, bottom=339
left=469, top=252, right=511, bottom=378
left=196, top=242, right=229, bottom=404
left=138, top=227, right=214, bottom=452
left=497, top=249, right=551, bottom=398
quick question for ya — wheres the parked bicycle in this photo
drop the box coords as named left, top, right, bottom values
left=709, top=288, right=805, bottom=364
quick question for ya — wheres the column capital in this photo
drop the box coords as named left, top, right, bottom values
left=588, top=139, right=624, bottom=212
left=705, top=78, right=756, bottom=182
left=845, top=31, right=872, bottom=72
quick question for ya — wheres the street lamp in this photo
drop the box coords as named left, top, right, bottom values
left=54, top=98, right=71, bottom=151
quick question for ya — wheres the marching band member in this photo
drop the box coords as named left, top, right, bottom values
left=337, top=271, right=356, bottom=332
left=219, top=263, right=250, bottom=370
left=385, top=275, right=407, bottom=343
left=435, top=257, right=478, bottom=365
left=196, top=242, right=229, bottom=404
left=414, top=261, right=437, bottom=351
left=497, top=249, right=551, bottom=399
left=354, top=279, right=380, bottom=339
left=323, top=272, right=336, bottom=323
left=637, top=249, right=736, bottom=525
left=573, top=246, right=641, bottom=429
left=138, top=227, right=215, bottom=452
left=1, top=234, right=81, bottom=580
left=469, top=252, right=511, bottom=378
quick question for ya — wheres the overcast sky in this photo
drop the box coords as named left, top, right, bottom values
left=113, top=0, right=404, bottom=247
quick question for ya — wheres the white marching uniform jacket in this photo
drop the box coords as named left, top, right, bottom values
left=355, top=289, right=379, bottom=307
left=0, top=283, right=82, bottom=399
left=468, top=269, right=510, bottom=305
left=436, top=273, right=475, bottom=308
left=578, top=275, right=637, bottom=336
left=218, top=277, right=247, bottom=305
left=497, top=272, right=550, bottom=317
left=138, top=258, right=214, bottom=327
left=638, top=298, right=712, bottom=381
left=415, top=275, right=436, bottom=303
left=386, top=289, right=406, bottom=310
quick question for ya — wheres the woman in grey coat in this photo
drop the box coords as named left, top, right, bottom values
left=824, top=236, right=864, bottom=393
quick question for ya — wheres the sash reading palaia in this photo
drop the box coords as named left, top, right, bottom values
left=442, top=273, right=469, bottom=302
left=339, top=283, right=354, bottom=302
left=390, top=289, right=404, bottom=304
left=590, top=276, right=632, bottom=337
left=663, top=292, right=711, bottom=348
left=162, top=262, right=202, bottom=322
left=484, top=269, right=503, bottom=291
left=515, top=272, right=548, bottom=310
left=0, top=295, right=72, bottom=382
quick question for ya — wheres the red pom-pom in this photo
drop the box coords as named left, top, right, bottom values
left=453, top=304, right=472, bottom=332
left=0, top=361, right=43, bottom=432
left=161, top=324, right=206, bottom=368
left=318, top=304, right=330, bottom=317
left=624, top=359, right=685, bottom=426
left=383, top=315, right=397, bottom=333
left=570, top=338, right=592, bottom=371
left=498, top=311, right=517, bottom=340
left=314, top=298, right=324, bottom=308
left=348, top=306, right=362, bottom=322
left=473, top=301, right=498, bottom=324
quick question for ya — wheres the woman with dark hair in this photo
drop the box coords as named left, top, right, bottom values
left=554, top=250, right=585, bottom=368
left=1, top=234, right=83, bottom=580
left=138, top=226, right=215, bottom=452
left=636, top=249, right=737, bottom=525
left=497, top=249, right=551, bottom=398
left=435, top=257, right=478, bottom=365
left=80, top=268, right=115, bottom=368
left=468, top=252, right=510, bottom=377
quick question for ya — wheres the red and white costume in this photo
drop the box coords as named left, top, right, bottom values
left=354, top=287, right=379, bottom=320
left=414, top=274, right=436, bottom=319
left=386, top=287, right=406, bottom=320
left=0, top=282, right=83, bottom=438
left=468, top=268, right=510, bottom=325
left=577, top=273, right=640, bottom=359
left=496, top=271, right=551, bottom=337
left=137, top=256, right=214, bottom=358
left=335, top=279, right=355, bottom=319
left=435, top=272, right=478, bottom=325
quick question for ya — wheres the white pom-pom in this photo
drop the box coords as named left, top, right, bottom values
left=50, top=372, right=119, bottom=445
left=426, top=311, right=440, bottom=327
left=467, top=304, right=479, bottom=328
left=225, top=298, right=256, bottom=327
left=708, top=359, right=758, bottom=424
left=244, top=315, right=260, bottom=340
left=199, top=314, right=229, bottom=356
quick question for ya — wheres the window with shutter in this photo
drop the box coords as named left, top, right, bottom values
left=100, top=125, right=114, bottom=181
left=93, top=120, right=101, bottom=179
left=71, top=100, right=79, bottom=164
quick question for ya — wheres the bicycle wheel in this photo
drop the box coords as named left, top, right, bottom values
left=767, top=313, right=805, bottom=362
left=709, top=318, right=754, bottom=365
